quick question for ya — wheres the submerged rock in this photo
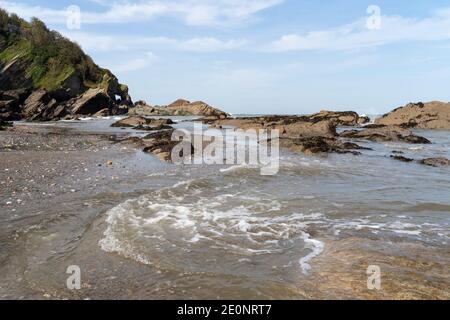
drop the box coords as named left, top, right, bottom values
left=390, top=155, right=414, bottom=163
left=340, top=125, right=431, bottom=144
left=375, top=101, right=450, bottom=129
left=419, top=157, right=450, bottom=167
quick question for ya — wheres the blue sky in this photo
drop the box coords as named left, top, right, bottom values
left=2, top=0, right=450, bottom=115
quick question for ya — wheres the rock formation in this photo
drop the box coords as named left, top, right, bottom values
left=419, top=157, right=450, bottom=167
left=308, top=110, right=370, bottom=126
left=375, top=101, right=450, bottom=129
left=128, top=99, right=229, bottom=118
left=111, top=116, right=174, bottom=128
left=340, top=125, right=431, bottom=144
left=128, top=100, right=173, bottom=116
left=0, top=10, right=131, bottom=121
left=202, top=112, right=372, bottom=155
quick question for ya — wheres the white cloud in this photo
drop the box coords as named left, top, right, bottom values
left=0, top=0, right=283, bottom=27
left=267, top=9, right=450, bottom=52
left=60, top=30, right=247, bottom=53
left=114, top=52, right=158, bottom=72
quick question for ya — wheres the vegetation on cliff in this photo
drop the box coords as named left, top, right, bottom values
left=0, top=9, right=108, bottom=92
left=0, top=8, right=132, bottom=120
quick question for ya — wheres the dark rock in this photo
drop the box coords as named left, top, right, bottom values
left=340, top=125, right=431, bottom=144
left=203, top=115, right=370, bottom=155
left=21, top=90, right=62, bottom=121
left=68, top=89, right=115, bottom=115
left=0, top=88, right=30, bottom=120
left=419, top=157, right=450, bottom=167
left=142, top=129, right=194, bottom=162
left=390, top=155, right=414, bottom=163
left=280, top=136, right=369, bottom=155
left=0, top=120, right=13, bottom=130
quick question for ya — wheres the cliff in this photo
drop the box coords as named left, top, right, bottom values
left=0, top=8, right=132, bottom=121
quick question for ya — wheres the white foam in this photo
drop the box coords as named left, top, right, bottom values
left=98, top=187, right=326, bottom=274
left=299, top=232, right=324, bottom=275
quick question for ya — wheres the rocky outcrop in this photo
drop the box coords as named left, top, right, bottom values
left=340, top=125, right=431, bottom=144
left=115, top=129, right=193, bottom=162
left=202, top=114, right=370, bottom=155
left=142, top=130, right=184, bottom=162
left=280, top=136, right=369, bottom=155
left=389, top=155, right=449, bottom=167
left=128, top=99, right=229, bottom=118
left=419, top=157, right=450, bottom=167
left=128, top=100, right=172, bottom=116
left=111, top=116, right=174, bottom=128
left=21, top=90, right=60, bottom=121
left=67, top=88, right=126, bottom=116
left=375, top=101, right=450, bottom=129
left=0, top=89, right=30, bottom=120
left=390, top=155, right=414, bottom=163
left=0, top=10, right=132, bottom=121
left=309, top=110, right=370, bottom=126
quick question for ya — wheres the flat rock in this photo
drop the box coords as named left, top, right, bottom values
left=340, top=125, right=431, bottom=144
left=280, top=136, right=369, bottom=155
left=419, top=157, right=450, bottom=167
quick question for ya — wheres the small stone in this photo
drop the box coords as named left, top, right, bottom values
left=107, top=160, right=113, bottom=166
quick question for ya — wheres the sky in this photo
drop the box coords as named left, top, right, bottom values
left=1, top=0, right=450, bottom=115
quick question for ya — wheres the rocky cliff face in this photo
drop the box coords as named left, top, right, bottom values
left=0, top=9, right=132, bottom=121
left=375, top=101, right=450, bottom=129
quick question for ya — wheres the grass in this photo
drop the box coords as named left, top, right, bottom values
left=0, top=39, right=32, bottom=64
